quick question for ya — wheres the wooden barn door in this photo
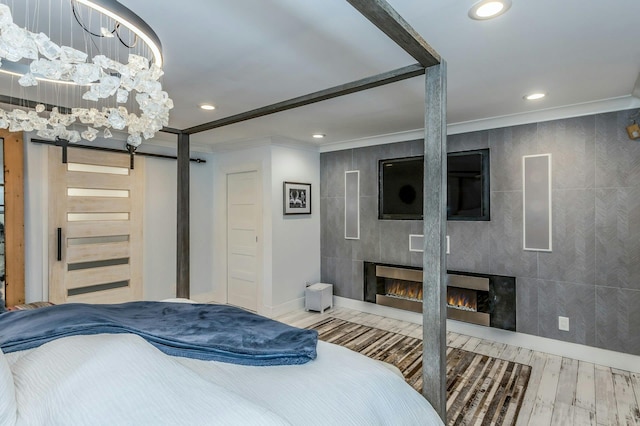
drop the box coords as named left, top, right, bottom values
left=48, top=146, right=144, bottom=304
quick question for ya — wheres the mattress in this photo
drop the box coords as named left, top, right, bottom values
left=4, top=333, right=443, bottom=425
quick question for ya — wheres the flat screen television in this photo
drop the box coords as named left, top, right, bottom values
left=447, top=149, right=490, bottom=221
left=378, top=148, right=490, bottom=221
left=378, top=156, right=424, bottom=220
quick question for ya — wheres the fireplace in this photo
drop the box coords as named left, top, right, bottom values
left=364, top=262, right=516, bottom=331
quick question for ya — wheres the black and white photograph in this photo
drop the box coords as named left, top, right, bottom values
left=283, top=182, right=311, bottom=215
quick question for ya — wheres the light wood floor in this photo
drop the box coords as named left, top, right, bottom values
left=275, top=307, right=640, bottom=426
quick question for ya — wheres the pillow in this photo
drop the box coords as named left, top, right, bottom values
left=0, top=348, right=16, bottom=425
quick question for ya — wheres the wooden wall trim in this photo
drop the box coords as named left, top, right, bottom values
left=2, top=130, right=25, bottom=306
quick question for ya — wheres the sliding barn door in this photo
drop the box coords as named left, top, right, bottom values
left=48, top=146, right=144, bottom=304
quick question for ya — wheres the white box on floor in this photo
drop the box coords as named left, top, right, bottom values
left=305, top=283, right=333, bottom=313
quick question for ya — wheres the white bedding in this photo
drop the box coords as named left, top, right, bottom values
left=4, top=333, right=443, bottom=425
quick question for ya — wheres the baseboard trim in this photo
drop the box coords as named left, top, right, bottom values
left=335, top=296, right=424, bottom=323
left=262, top=297, right=305, bottom=318
left=190, top=291, right=218, bottom=304
left=334, top=296, right=640, bottom=373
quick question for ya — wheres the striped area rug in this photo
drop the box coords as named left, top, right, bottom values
left=308, top=317, right=531, bottom=426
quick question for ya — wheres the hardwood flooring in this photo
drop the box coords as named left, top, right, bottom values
left=276, top=307, right=640, bottom=426
left=308, top=316, right=530, bottom=425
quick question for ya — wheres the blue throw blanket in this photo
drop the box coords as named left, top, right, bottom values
left=0, top=302, right=318, bottom=366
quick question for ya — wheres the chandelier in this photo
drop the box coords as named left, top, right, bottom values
left=0, top=0, right=172, bottom=148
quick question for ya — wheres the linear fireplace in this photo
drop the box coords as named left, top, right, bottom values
left=363, top=262, right=516, bottom=331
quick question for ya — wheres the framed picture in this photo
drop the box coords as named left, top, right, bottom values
left=283, top=181, right=311, bottom=215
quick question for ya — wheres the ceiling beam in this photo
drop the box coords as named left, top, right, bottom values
left=346, top=0, right=440, bottom=68
left=160, top=126, right=183, bottom=135
left=182, top=63, right=425, bottom=135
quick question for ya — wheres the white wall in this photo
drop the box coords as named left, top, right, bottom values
left=141, top=145, right=215, bottom=302
left=270, top=144, right=320, bottom=312
left=23, top=134, right=215, bottom=303
left=23, top=134, right=48, bottom=302
left=211, top=144, right=272, bottom=313
left=210, top=140, right=320, bottom=317
left=188, top=153, right=216, bottom=301
left=142, top=149, right=177, bottom=301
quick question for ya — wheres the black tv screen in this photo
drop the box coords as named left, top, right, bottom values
left=378, top=148, right=490, bottom=221
left=378, top=157, right=424, bottom=220
left=447, top=149, right=490, bottom=221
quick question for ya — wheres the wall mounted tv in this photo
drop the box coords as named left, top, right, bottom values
left=378, top=148, right=490, bottom=221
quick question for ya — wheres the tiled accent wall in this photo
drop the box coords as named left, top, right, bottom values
left=320, top=140, right=424, bottom=301
left=320, top=109, right=640, bottom=356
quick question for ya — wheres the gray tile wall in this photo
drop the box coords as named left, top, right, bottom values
left=320, top=140, right=423, bottom=300
left=320, top=109, right=640, bottom=356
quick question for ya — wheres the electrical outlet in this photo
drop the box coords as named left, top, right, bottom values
left=558, top=316, right=570, bottom=331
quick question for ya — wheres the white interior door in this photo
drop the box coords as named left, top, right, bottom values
left=227, top=171, right=259, bottom=312
left=48, top=146, right=144, bottom=304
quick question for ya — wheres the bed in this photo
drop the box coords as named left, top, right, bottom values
left=0, top=301, right=443, bottom=425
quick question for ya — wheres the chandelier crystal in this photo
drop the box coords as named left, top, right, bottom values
left=0, top=1, right=172, bottom=147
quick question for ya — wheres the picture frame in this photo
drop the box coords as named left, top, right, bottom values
left=283, top=181, right=311, bottom=215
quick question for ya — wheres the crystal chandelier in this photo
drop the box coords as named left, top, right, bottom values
left=0, top=0, right=173, bottom=148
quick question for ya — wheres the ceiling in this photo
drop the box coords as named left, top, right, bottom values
left=6, top=0, right=640, bottom=149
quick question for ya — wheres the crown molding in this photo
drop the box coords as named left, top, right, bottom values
left=447, top=95, right=640, bottom=135
left=320, top=95, right=640, bottom=153
left=318, top=128, right=425, bottom=153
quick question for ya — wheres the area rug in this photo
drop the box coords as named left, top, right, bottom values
left=308, top=317, right=531, bottom=426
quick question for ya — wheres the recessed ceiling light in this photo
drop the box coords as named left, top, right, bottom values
left=524, top=93, right=546, bottom=101
left=200, top=104, right=216, bottom=111
left=468, top=0, right=512, bottom=20
left=312, top=134, right=325, bottom=139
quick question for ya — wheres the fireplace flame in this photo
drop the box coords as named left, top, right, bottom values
left=384, top=280, right=479, bottom=313
left=447, top=288, right=477, bottom=312
left=386, top=280, right=423, bottom=301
